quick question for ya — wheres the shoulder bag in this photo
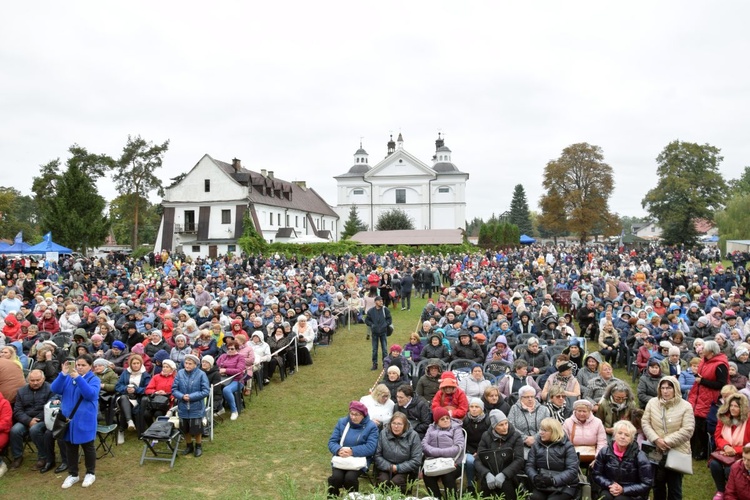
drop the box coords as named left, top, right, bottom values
left=331, top=423, right=367, bottom=471
left=710, top=450, right=740, bottom=467
left=661, top=406, right=693, bottom=475
left=51, top=396, right=84, bottom=440
left=570, top=423, right=596, bottom=464
left=424, top=440, right=462, bottom=477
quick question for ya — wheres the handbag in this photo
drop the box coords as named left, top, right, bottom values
left=423, top=457, right=456, bottom=476
left=146, top=394, right=171, bottom=413
left=44, top=401, right=60, bottom=431
left=710, top=450, right=741, bottom=467
left=665, top=449, right=693, bottom=475
left=661, top=407, right=693, bottom=474
left=570, top=423, right=596, bottom=463
left=387, top=324, right=394, bottom=336
left=331, top=423, right=367, bottom=471
left=51, top=396, right=84, bottom=440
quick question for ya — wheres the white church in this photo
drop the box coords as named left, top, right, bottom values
left=334, top=133, right=469, bottom=233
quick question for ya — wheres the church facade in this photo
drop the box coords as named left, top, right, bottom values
left=334, top=133, right=469, bottom=233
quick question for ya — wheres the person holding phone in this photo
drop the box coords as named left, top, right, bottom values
left=50, top=354, right=101, bottom=489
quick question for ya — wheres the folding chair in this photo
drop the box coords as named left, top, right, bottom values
left=139, top=418, right=182, bottom=468
left=484, top=360, right=512, bottom=378
left=82, top=424, right=118, bottom=460
left=449, top=359, right=474, bottom=373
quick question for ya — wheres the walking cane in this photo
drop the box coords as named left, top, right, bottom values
left=369, top=367, right=386, bottom=394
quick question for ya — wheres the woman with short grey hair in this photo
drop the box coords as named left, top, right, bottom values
left=508, top=385, right=550, bottom=456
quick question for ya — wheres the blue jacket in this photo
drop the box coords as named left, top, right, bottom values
left=171, top=367, right=210, bottom=419
left=678, top=368, right=696, bottom=399
left=115, top=369, right=152, bottom=396
left=50, top=370, right=101, bottom=444
left=328, top=415, right=379, bottom=470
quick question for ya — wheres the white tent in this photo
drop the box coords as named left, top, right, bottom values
left=289, top=234, right=329, bottom=244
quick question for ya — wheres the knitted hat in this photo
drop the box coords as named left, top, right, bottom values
left=349, top=400, right=368, bottom=417
left=469, top=397, right=485, bottom=410
left=572, top=399, right=593, bottom=410
left=202, top=355, right=215, bottom=367
left=112, top=340, right=126, bottom=350
left=93, top=358, right=109, bottom=368
left=433, top=407, right=450, bottom=423
left=153, top=350, right=170, bottom=363
left=162, top=359, right=177, bottom=371
left=184, top=354, right=200, bottom=365
left=668, top=346, right=681, bottom=356
left=489, top=409, right=508, bottom=427
left=387, top=365, right=401, bottom=375
left=659, top=341, right=672, bottom=349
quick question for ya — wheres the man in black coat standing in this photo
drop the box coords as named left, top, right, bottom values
left=400, top=269, right=414, bottom=311
left=365, top=296, right=393, bottom=371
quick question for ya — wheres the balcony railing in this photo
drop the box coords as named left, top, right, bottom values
left=174, top=223, right=196, bottom=233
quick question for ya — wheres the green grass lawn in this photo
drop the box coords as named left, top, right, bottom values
left=0, top=298, right=717, bottom=499
left=0, top=299, right=431, bottom=499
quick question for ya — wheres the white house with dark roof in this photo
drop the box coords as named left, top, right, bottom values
left=334, top=133, right=469, bottom=233
left=153, top=154, right=339, bottom=258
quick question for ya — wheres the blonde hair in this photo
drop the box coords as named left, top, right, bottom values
left=612, top=420, right=637, bottom=442
left=599, top=362, right=612, bottom=373
left=371, top=384, right=390, bottom=400
left=539, top=417, right=565, bottom=442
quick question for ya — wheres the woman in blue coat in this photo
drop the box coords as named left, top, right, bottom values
left=327, top=400, right=379, bottom=497
left=172, top=353, right=210, bottom=457
left=50, top=353, right=101, bottom=489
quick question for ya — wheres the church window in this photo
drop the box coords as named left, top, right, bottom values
left=438, top=187, right=450, bottom=193
left=353, top=188, right=364, bottom=195
left=396, top=189, right=406, bottom=204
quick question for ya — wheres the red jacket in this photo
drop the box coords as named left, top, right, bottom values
left=715, top=420, right=750, bottom=457
left=145, top=372, right=175, bottom=395
left=37, top=315, right=60, bottom=334
left=432, top=387, right=469, bottom=420
left=689, top=353, right=730, bottom=418
left=725, top=459, right=750, bottom=500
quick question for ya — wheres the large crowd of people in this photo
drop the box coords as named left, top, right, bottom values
left=0, top=244, right=750, bottom=498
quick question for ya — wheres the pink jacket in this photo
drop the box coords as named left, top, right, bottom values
left=562, top=414, right=608, bottom=455
left=216, top=352, right=247, bottom=382
left=237, top=343, right=255, bottom=378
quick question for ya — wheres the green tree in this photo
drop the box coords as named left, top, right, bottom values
left=109, top=194, right=161, bottom=247
left=375, top=209, right=414, bottom=231
left=340, top=205, right=368, bottom=239
left=728, top=166, right=750, bottom=193
left=509, top=184, right=533, bottom=236
left=716, top=194, right=750, bottom=252
left=540, top=143, right=618, bottom=244
left=40, top=162, right=109, bottom=253
left=642, top=140, right=727, bottom=245
left=537, top=188, right=568, bottom=243
left=31, top=159, right=62, bottom=217
left=112, top=135, right=170, bottom=249
left=0, top=187, right=40, bottom=241
left=166, top=172, right=187, bottom=189
left=465, top=216, right=484, bottom=237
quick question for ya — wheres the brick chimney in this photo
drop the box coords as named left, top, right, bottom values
left=232, top=158, right=241, bottom=172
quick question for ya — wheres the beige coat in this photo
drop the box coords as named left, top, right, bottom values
left=641, top=376, right=695, bottom=455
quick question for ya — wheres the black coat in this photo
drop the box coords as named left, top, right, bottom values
left=463, top=414, right=491, bottom=454
left=13, top=382, right=52, bottom=426
left=365, top=305, right=392, bottom=336
left=474, top=424, right=525, bottom=480
left=452, top=340, right=484, bottom=364
left=397, top=395, right=432, bottom=438
left=591, top=441, right=654, bottom=500
left=526, top=437, right=580, bottom=494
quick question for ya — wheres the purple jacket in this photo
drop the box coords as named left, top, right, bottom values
left=421, top=419, right=465, bottom=463
left=216, top=352, right=246, bottom=382
left=404, top=342, right=424, bottom=363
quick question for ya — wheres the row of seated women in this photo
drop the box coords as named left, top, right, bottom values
left=328, top=393, right=656, bottom=499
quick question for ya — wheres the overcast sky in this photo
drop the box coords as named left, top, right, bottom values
left=3, top=1, right=749, bottom=223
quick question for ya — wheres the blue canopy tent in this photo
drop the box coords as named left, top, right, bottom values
left=0, top=241, right=9, bottom=251
left=0, top=232, right=33, bottom=254
left=25, top=232, right=73, bottom=254
left=519, top=234, right=536, bottom=245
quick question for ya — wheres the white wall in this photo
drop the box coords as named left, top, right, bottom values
left=165, top=156, right=246, bottom=203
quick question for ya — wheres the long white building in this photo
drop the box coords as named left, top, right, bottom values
left=154, top=154, right=338, bottom=258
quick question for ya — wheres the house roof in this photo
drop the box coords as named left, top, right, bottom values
left=694, top=218, right=714, bottom=234
left=350, top=229, right=465, bottom=245
left=211, top=157, right=338, bottom=218
left=433, top=162, right=460, bottom=173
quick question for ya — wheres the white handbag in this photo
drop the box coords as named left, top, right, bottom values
left=423, top=456, right=456, bottom=476
left=44, top=401, right=60, bottom=431
left=331, top=423, right=367, bottom=471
